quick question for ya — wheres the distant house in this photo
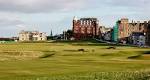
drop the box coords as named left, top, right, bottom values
left=11, top=37, right=19, bottom=42
left=0, top=38, right=13, bottom=41
left=129, top=32, right=145, bottom=45
left=19, top=30, right=47, bottom=41
left=0, top=38, right=14, bottom=43
left=104, top=31, right=112, bottom=41
left=100, top=26, right=112, bottom=40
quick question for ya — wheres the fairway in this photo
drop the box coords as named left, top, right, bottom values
left=0, top=41, right=150, bottom=80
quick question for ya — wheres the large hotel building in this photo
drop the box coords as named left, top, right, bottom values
left=72, top=17, right=101, bottom=40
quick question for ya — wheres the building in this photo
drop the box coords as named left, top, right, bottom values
left=129, top=32, right=145, bottom=45
left=145, top=21, right=150, bottom=46
left=100, top=26, right=112, bottom=34
left=118, top=18, right=129, bottom=41
left=103, top=30, right=112, bottom=41
left=100, top=26, right=112, bottom=40
left=0, top=37, right=17, bottom=43
left=0, top=38, right=14, bottom=41
left=114, top=18, right=147, bottom=43
left=73, top=17, right=101, bottom=40
left=19, top=30, right=47, bottom=41
left=111, top=18, right=150, bottom=46
left=112, top=21, right=119, bottom=42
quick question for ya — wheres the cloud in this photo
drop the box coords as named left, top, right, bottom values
left=106, top=0, right=150, bottom=7
left=0, top=0, right=150, bottom=37
left=105, top=0, right=150, bottom=12
left=0, top=0, right=87, bottom=13
left=0, top=0, right=149, bottom=13
left=0, top=12, right=23, bottom=28
left=0, top=18, right=23, bottom=27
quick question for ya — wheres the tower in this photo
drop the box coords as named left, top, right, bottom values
left=50, top=30, right=53, bottom=37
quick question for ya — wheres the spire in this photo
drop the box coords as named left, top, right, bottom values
left=50, top=30, right=53, bottom=36
left=73, top=16, right=78, bottom=21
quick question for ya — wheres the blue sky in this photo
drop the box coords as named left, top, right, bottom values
left=0, top=0, right=150, bottom=37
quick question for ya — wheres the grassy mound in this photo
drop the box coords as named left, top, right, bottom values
left=0, top=51, right=43, bottom=61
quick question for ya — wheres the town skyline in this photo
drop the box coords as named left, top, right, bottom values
left=0, top=0, right=150, bottom=37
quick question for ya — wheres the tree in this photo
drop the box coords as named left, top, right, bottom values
left=66, top=30, right=73, bottom=40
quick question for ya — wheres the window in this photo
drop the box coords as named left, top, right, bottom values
left=80, top=21, right=83, bottom=25
left=87, top=21, right=89, bottom=25
left=90, top=21, right=92, bottom=25
left=139, top=26, right=142, bottom=30
left=84, top=21, right=86, bottom=25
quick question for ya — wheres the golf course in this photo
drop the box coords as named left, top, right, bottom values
left=0, top=40, right=150, bottom=80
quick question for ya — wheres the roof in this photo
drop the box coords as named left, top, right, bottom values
left=80, top=18, right=98, bottom=21
left=131, top=32, right=144, bottom=36
left=0, top=38, right=13, bottom=41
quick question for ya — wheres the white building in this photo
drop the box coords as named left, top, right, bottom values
left=19, top=30, right=47, bottom=41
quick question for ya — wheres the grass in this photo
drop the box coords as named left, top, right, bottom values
left=0, top=41, right=150, bottom=80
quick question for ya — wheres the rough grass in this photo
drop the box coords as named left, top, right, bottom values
left=0, top=41, right=150, bottom=80
left=1, top=71, right=150, bottom=80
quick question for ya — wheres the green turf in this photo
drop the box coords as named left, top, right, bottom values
left=0, top=41, right=150, bottom=80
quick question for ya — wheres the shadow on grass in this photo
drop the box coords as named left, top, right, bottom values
left=143, top=51, right=150, bottom=54
left=127, top=51, right=150, bottom=60
left=63, top=49, right=88, bottom=52
left=128, top=55, right=142, bottom=59
left=71, top=43, right=131, bottom=47
left=51, top=39, right=102, bottom=43
left=39, top=51, right=56, bottom=58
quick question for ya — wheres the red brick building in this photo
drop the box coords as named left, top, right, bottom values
left=72, top=17, right=101, bottom=40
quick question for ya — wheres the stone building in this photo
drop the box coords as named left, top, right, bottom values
left=118, top=18, right=129, bottom=40
left=117, top=18, right=146, bottom=43
left=129, top=32, right=145, bottom=45
left=19, top=30, right=47, bottom=41
left=145, top=21, right=150, bottom=46
left=104, top=30, right=112, bottom=41
left=100, top=26, right=112, bottom=40
left=73, top=17, right=101, bottom=40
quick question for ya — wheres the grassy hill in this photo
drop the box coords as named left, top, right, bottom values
left=0, top=41, right=150, bottom=80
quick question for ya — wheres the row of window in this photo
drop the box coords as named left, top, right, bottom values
left=21, top=38, right=44, bottom=41
left=80, top=20, right=95, bottom=25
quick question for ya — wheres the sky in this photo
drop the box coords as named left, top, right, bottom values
left=0, top=0, right=150, bottom=37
